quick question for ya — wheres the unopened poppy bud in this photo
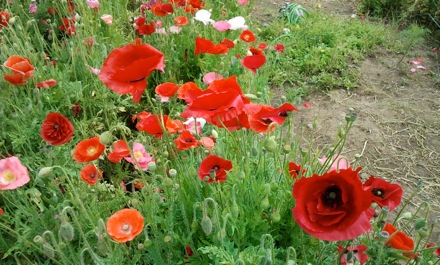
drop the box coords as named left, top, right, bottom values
left=217, top=228, right=226, bottom=240
left=271, top=211, right=281, bottom=222
left=261, top=196, right=269, bottom=209
left=38, top=167, right=53, bottom=177
left=8, top=16, right=16, bottom=25
left=168, top=168, right=177, bottom=177
left=209, top=169, right=216, bottom=179
left=346, top=251, right=354, bottom=262
left=401, top=212, right=412, bottom=219
left=264, top=137, right=277, bottom=153
left=99, top=131, right=112, bottom=145
left=211, top=129, right=218, bottom=139
left=237, top=170, right=245, bottom=179
left=74, top=13, right=81, bottom=21
left=162, top=177, right=173, bottom=188
left=415, top=219, right=427, bottom=230
left=201, top=215, right=213, bottom=235
left=148, top=161, right=157, bottom=171
left=191, top=220, right=198, bottom=233
left=43, top=242, right=55, bottom=259
left=251, top=147, right=259, bottom=156
left=59, top=221, right=75, bottom=242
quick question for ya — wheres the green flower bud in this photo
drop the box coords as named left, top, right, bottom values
left=33, top=235, right=44, bottom=245
left=283, top=144, right=291, bottom=154
left=201, top=215, right=213, bottom=235
left=264, top=137, right=277, bottom=153
left=99, top=131, right=113, bottom=145
left=211, top=129, right=218, bottom=139
left=43, top=242, right=55, bottom=259
left=38, top=167, right=53, bottom=177
left=401, top=212, right=412, bottom=220
left=191, top=220, right=198, bottom=233
left=415, top=219, right=426, bottom=230
left=163, top=235, right=172, bottom=243
left=59, top=221, right=75, bottom=242
left=417, top=227, right=429, bottom=238
left=261, top=196, right=269, bottom=209
left=162, top=178, right=173, bottom=188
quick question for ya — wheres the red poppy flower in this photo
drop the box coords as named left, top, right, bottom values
left=288, top=162, right=305, bottom=180
left=198, top=155, right=232, bottom=183
left=258, top=42, right=268, bottom=50
left=151, top=2, right=174, bottom=17
left=426, top=243, right=440, bottom=256
left=99, top=44, right=164, bottom=103
left=249, top=46, right=264, bottom=56
left=240, top=29, right=256, bottom=42
left=383, top=223, right=416, bottom=258
left=106, top=208, right=144, bottom=243
left=41, top=112, right=74, bottom=146
left=134, top=16, right=156, bottom=35
left=174, top=130, right=198, bottom=150
left=292, top=167, right=374, bottom=241
left=59, top=18, right=76, bottom=36
left=36, top=79, right=57, bottom=89
left=221, top=39, right=235, bottom=48
left=136, top=112, right=169, bottom=138
left=3, top=55, right=35, bottom=85
left=177, top=82, right=203, bottom=101
left=73, top=137, right=106, bottom=162
left=195, top=36, right=229, bottom=55
left=180, top=76, right=251, bottom=130
left=174, top=16, right=188, bottom=26
left=80, top=164, right=103, bottom=185
left=337, top=244, right=369, bottom=265
left=363, top=176, right=403, bottom=211
left=108, top=140, right=130, bottom=163
left=155, top=82, right=179, bottom=102
left=274, top=44, right=285, bottom=53
left=47, top=7, right=59, bottom=16
left=241, top=55, right=266, bottom=74
left=0, top=11, right=10, bottom=28
left=244, top=103, right=297, bottom=133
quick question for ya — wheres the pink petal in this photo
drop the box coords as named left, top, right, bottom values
left=238, top=0, right=250, bottom=4
left=409, top=60, right=420, bottom=65
left=100, top=14, right=113, bottom=25
left=410, top=68, right=417, bottom=73
left=212, top=21, right=231, bottom=31
left=416, top=65, right=426, bottom=70
left=86, top=0, right=100, bottom=9
left=202, top=72, right=223, bottom=85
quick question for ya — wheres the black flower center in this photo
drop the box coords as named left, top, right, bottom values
left=53, top=124, right=59, bottom=129
left=322, top=185, right=343, bottom=208
left=372, top=188, right=385, bottom=198
left=185, top=138, right=193, bottom=143
left=262, top=118, right=272, bottom=124
left=129, top=76, right=146, bottom=83
left=278, top=111, right=288, bottom=117
left=212, top=165, right=219, bottom=171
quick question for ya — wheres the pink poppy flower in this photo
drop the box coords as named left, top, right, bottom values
left=124, top=143, right=154, bottom=171
left=0, top=156, right=30, bottom=190
left=213, top=21, right=231, bottom=31
left=86, top=0, right=100, bottom=9
left=319, top=155, right=350, bottom=172
left=184, top=117, right=206, bottom=135
left=29, top=1, right=38, bottom=14
left=100, top=14, right=113, bottom=25
left=202, top=72, right=223, bottom=85
left=238, top=0, right=250, bottom=4
left=199, top=137, right=215, bottom=149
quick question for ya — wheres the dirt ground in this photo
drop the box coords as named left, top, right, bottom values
left=252, top=0, right=440, bottom=237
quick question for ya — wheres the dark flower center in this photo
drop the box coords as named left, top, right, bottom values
left=322, top=185, right=343, bottom=208
left=372, top=188, right=385, bottom=198
left=53, top=124, right=59, bottom=129
left=262, top=118, right=272, bottom=124
left=212, top=165, right=219, bottom=171
left=278, top=111, right=288, bottom=117
left=185, top=138, right=193, bottom=143
left=89, top=173, right=96, bottom=179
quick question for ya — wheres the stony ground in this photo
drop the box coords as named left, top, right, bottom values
left=252, top=0, right=440, bottom=238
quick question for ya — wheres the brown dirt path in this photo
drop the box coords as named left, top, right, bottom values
left=252, top=0, right=440, bottom=238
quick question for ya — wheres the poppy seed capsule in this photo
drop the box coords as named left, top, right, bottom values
left=401, top=212, right=412, bottom=219
left=168, top=168, right=177, bottom=177
left=148, top=162, right=157, bottom=171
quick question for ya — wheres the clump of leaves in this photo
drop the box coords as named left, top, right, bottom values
left=278, top=2, right=309, bottom=25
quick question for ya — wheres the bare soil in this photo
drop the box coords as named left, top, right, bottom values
left=252, top=0, right=440, bottom=238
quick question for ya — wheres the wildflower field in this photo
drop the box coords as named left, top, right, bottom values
left=1, top=0, right=439, bottom=264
